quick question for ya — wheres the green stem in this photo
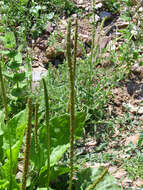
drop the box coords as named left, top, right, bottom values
left=91, top=0, right=95, bottom=65
left=0, top=61, right=13, bottom=190
left=66, top=18, right=75, bottom=190
left=42, top=78, right=50, bottom=190
left=73, top=18, right=78, bottom=80
left=86, top=168, right=108, bottom=190
left=34, top=100, right=39, bottom=154
left=88, top=0, right=95, bottom=96
left=21, top=98, right=33, bottom=190
left=0, top=62, right=8, bottom=121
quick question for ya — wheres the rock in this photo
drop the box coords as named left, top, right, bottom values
left=131, top=63, right=143, bottom=79
left=95, top=3, right=102, bottom=9
left=78, top=0, right=84, bottom=4
left=89, top=14, right=100, bottom=23
left=46, top=46, right=64, bottom=59
left=32, top=69, right=47, bottom=82
left=32, top=62, right=39, bottom=68
left=99, top=11, right=113, bottom=21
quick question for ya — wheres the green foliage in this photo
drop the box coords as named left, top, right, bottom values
left=0, top=109, right=27, bottom=189
left=0, top=0, right=76, bottom=40
left=20, top=112, right=85, bottom=188
left=102, top=0, right=121, bottom=12
left=0, top=32, right=32, bottom=115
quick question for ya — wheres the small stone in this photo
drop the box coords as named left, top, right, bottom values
left=99, top=11, right=113, bottom=21
left=85, top=7, right=90, bottom=12
left=72, top=14, right=77, bottom=18
left=32, top=62, right=39, bottom=68
left=78, top=0, right=84, bottom=4
left=32, top=70, right=47, bottom=82
left=95, top=3, right=102, bottom=9
left=139, top=7, right=143, bottom=12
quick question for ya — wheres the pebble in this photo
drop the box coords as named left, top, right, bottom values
left=99, top=11, right=113, bottom=21
left=32, top=70, right=47, bottom=82
left=95, top=3, right=102, bottom=9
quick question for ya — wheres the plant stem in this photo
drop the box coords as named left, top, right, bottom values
left=0, top=61, right=13, bottom=190
left=88, top=0, right=95, bottom=97
left=86, top=168, right=108, bottom=190
left=21, top=97, right=33, bottom=190
left=91, top=0, right=95, bottom=65
left=66, top=18, right=75, bottom=190
left=67, top=18, right=78, bottom=112
left=42, top=78, right=50, bottom=190
left=73, top=18, right=78, bottom=79
left=0, top=62, right=8, bottom=121
left=34, top=100, right=39, bottom=154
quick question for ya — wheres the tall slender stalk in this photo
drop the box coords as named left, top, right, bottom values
left=87, top=168, right=108, bottom=190
left=73, top=18, right=78, bottom=79
left=88, top=0, right=95, bottom=96
left=34, top=100, right=39, bottom=154
left=21, top=98, right=33, bottom=190
left=42, top=78, right=50, bottom=190
left=67, top=18, right=78, bottom=113
left=91, top=0, right=95, bottom=65
left=66, top=18, right=75, bottom=190
left=0, top=62, right=8, bottom=121
left=0, top=61, right=13, bottom=190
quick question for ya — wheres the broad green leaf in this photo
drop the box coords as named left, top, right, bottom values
left=4, top=32, right=16, bottom=49
left=15, top=52, right=23, bottom=64
left=11, top=87, right=23, bottom=97
left=3, top=72, right=14, bottom=80
left=13, top=72, right=25, bottom=82
left=2, top=109, right=27, bottom=177
left=30, top=112, right=85, bottom=169
left=50, top=165, right=69, bottom=181
left=39, top=144, right=69, bottom=176
left=2, top=109, right=27, bottom=149
left=75, top=167, right=121, bottom=190
left=8, top=60, right=20, bottom=69
left=50, top=144, right=70, bottom=167
left=50, top=112, right=86, bottom=147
